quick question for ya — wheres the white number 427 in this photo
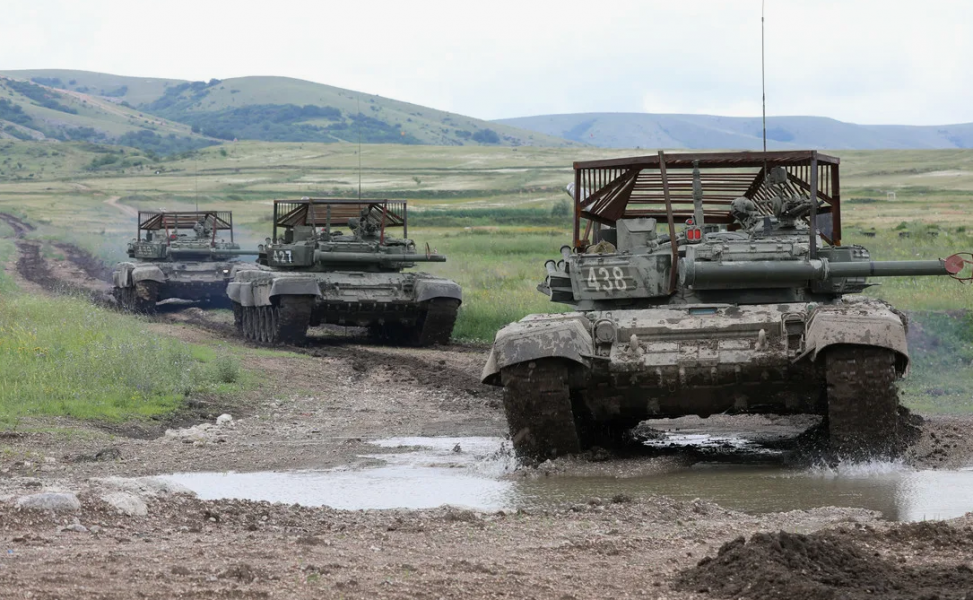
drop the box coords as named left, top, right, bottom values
left=586, top=266, right=629, bottom=292
left=273, top=249, right=293, bottom=263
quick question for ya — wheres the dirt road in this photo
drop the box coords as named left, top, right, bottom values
left=103, top=195, right=139, bottom=218
left=2, top=217, right=973, bottom=599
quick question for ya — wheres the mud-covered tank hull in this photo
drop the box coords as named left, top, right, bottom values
left=483, top=297, right=909, bottom=459
left=112, top=261, right=237, bottom=312
left=226, top=266, right=462, bottom=346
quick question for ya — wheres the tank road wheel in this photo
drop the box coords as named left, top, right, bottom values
left=261, top=306, right=275, bottom=344
left=269, top=296, right=314, bottom=346
left=415, top=299, right=460, bottom=347
left=500, top=359, right=581, bottom=460
left=112, top=286, right=134, bottom=311
left=133, top=281, right=159, bottom=314
left=243, top=306, right=261, bottom=343
left=254, top=306, right=266, bottom=343
left=825, top=346, right=900, bottom=458
left=232, top=302, right=243, bottom=333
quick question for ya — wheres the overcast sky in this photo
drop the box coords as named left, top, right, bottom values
left=4, top=0, right=971, bottom=125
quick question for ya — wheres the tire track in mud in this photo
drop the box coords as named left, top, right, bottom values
left=0, top=212, right=113, bottom=304
left=171, top=305, right=495, bottom=400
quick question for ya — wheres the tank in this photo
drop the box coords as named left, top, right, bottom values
left=112, top=211, right=257, bottom=312
left=227, top=198, right=462, bottom=346
left=482, top=151, right=970, bottom=459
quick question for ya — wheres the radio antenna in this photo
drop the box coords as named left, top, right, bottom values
left=356, top=94, right=363, bottom=200
left=194, top=156, right=199, bottom=212
left=761, top=0, right=767, bottom=158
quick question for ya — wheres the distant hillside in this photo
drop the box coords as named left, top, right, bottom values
left=0, top=75, right=215, bottom=155
left=495, top=112, right=973, bottom=150
left=0, top=69, right=576, bottom=148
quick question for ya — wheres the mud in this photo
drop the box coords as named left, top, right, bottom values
left=677, top=521, right=973, bottom=600
left=3, top=215, right=973, bottom=598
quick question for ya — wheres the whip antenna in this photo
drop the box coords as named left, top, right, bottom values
left=357, top=93, right=362, bottom=201
left=761, top=0, right=767, bottom=158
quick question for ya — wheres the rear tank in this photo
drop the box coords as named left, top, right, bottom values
left=112, top=211, right=257, bottom=312
left=482, top=151, right=970, bottom=459
left=227, top=198, right=462, bottom=346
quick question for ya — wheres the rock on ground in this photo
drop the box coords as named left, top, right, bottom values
left=100, top=491, right=148, bottom=516
left=15, top=492, right=81, bottom=512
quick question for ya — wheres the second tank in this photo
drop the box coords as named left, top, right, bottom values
left=228, top=198, right=462, bottom=346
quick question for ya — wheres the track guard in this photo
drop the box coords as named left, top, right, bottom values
left=803, top=304, right=909, bottom=373
left=482, top=315, right=592, bottom=385
left=415, top=279, right=463, bottom=303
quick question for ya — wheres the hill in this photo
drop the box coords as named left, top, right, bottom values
left=494, top=113, right=973, bottom=150
left=0, top=75, right=215, bottom=155
left=0, top=69, right=576, bottom=148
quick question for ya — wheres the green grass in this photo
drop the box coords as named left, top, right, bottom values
left=413, top=226, right=570, bottom=341
left=899, top=311, right=973, bottom=414
left=0, top=291, right=243, bottom=425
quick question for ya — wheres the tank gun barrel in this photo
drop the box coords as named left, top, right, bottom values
left=166, top=248, right=261, bottom=257
left=313, top=251, right=446, bottom=264
left=682, top=256, right=954, bottom=289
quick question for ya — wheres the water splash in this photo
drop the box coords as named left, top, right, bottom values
left=805, top=459, right=910, bottom=478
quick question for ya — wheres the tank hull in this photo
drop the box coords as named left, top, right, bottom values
left=484, top=297, right=909, bottom=459
left=112, top=261, right=239, bottom=311
left=226, top=266, right=462, bottom=346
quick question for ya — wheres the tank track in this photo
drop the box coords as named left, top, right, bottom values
left=501, top=360, right=581, bottom=460
left=825, top=346, right=899, bottom=457
left=113, top=281, right=159, bottom=314
left=368, top=299, right=459, bottom=346
left=235, top=296, right=313, bottom=346
left=416, top=299, right=460, bottom=346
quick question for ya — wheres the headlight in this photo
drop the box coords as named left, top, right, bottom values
left=593, top=319, right=616, bottom=343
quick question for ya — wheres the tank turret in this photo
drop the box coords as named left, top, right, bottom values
left=112, top=211, right=258, bottom=313
left=484, top=151, right=970, bottom=460
left=227, top=198, right=462, bottom=346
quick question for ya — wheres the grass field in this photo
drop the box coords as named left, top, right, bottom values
left=1, top=142, right=973, bottom=412
left=0, top=291, right=244, bottom=426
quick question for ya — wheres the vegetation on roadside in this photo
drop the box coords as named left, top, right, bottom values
left=900, top=311, right=973, bottom=414
left=0, top=291, right=243, bottom=426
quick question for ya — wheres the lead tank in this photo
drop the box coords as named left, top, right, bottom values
left=482, top=151, right=970, bottom=459
left=227, top=198, right=462, bottom=345
left=112, top=211, right=257, bottom=312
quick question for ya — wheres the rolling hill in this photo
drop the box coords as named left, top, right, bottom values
left=0, top=69, right=577, bottom=148
left=0, top=74, right=214, bottom=155
left=495, top=113, right=973, bottom=150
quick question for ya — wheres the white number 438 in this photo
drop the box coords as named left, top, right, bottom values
left=586, top=266, right=629, bottom=292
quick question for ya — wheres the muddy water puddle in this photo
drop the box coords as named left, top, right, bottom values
left=164, top=435, right=973, bottom=521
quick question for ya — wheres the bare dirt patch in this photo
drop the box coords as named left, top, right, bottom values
left=677, top=520, right=973, bottom=600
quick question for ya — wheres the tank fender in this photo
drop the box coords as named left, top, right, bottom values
left=415, top=279, right=463, bottom=303
left=226, top=281, right=256, bottom=307
left=112, top=262, right=135, bottom=288
left=130, top=265, right=166, bottom=285
left=481, top=317, right=591, bottom=385
left=802, top=305, right=909, bottom=373
left=269, top=277, right=322, bottom=301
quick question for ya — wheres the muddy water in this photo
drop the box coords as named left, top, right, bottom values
left=164, top=436, right=973, bottom=521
